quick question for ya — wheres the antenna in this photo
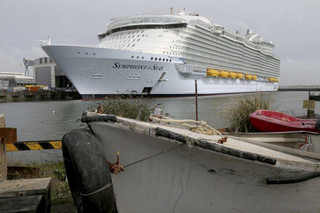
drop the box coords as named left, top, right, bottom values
left=38, top=36, right=51, bottom=45
left=23, top=58, right=34, bottom=76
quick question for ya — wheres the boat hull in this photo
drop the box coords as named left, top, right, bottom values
left=42, top=45, right=278, bottom=97
left=250, top=110, right=320, bottom=133
left=89, top=121, right=320, bottom=213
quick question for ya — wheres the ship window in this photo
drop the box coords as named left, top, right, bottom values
left=151, top=57, right=153, bottom=60
left=138, top=39, right=140, bottom=41
left=137, top=56, right=139, bottom=59
left=142, top=34, right=145, bottom=37
left=159, top=58, right=161, bottom=61
left=77, top=51, right=80, bottom=54
left=142, top=56, right=144, bottom=59
left=131, top=56, right=134, bottom=58
left=169, top=59, right=172, bottom=62
left=155, top=57, right=157, bottom=60
left=163, top=58, right=165, bottom=61
left=132, top=44, right=135, bottom=47
left=166, top=59, right=168, bottom=62
left=40, top=58, right=42, bottom=64
left=93, top=53, right=96, bottom=55
left=85, top=52, right=88, bottom=55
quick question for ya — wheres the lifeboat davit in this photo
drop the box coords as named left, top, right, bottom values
left=250, top=110, right=320, bottom=133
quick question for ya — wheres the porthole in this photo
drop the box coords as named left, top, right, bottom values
left=166, top=59, right=168, bottom=62
left=169, top=59, right=172, bottom=62
left=137, top=56, right=139, bottom=59
left=155, top=57, right=157, bottom=60
left=151, top=57, right=153, bottom=60
left=159, top=58, right=161, bottom=61
left=163, top=58, right=165, bottom=61
left=93, top=53, right=96, bottom=55
left=142, top=56, right=144, bottom=59
left=131, top=56, right=134, bottom=58
left=77, top=51, right=80, bottom=54
left=132, top=44, right=135, bottom=47
left=85, top=52, right=88, bottom=55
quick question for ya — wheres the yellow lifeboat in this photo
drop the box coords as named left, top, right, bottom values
left=245, top=74, right=253, bottom=80
left=229, top=72, right=237, bottom=79
left=274, top=78, right=279, bottom=82
left=219, top=71, right=230, bottom=78
left=207, top=69, right=219, bottom=77
left=236, top=73, right=244, bottom=79
left=269, top=77, right=275, bottom=82
left=252, top=75, right=257, bottom=80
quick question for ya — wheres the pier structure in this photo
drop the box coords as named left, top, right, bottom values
left=0, top=89, right=80, bottom=102
left=0, top=115, right=52, bottom=212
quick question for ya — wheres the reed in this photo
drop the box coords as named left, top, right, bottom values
left=226, top=93, right=274, bottom=132
left=99, top=96, right=156, bottom=121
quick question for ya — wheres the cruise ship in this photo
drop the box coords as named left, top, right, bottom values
left=42, top=9, right=280, bottom=97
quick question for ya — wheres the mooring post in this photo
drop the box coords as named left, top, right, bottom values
left=195, top=80, right=199, bottom=121
left=0, top=114, right=7, bottom=181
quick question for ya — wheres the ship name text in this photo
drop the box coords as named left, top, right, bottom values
left=112, top=62, right=164, bottom=71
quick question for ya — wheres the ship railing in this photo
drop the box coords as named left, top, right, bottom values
left=108, top=16, right=186, bottom=30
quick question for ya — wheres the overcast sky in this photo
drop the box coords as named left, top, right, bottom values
left=0, top=0, right=319, bottom=86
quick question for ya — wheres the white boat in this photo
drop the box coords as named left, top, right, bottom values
left=78, top=113, right=320, bottom=212
left=42, top=9, right=280, bottom=98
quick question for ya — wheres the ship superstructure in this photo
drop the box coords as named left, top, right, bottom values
left=42, top=9, right=280, bottom=97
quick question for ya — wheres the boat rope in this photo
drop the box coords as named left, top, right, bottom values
left=150, top=115, right=225, bottom=139
left=80, top=182, right=113, bottom=197
left=123, top=144, right=183, bottom=168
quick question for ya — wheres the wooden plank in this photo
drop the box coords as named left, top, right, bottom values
left=0, top=178, right=51, bottom=198
left=303, top=100, right=315, bottom=109
left=0, top=114, right=5, bottom=128
left=0, top=195, right=42, bottom=213
left=0, top=138, right=6, bottom=181
left=0, top=128, right=17, bottom=144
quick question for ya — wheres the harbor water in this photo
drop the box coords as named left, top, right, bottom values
left=1, top=91, right=316, bottom=164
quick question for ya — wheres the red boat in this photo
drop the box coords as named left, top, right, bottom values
left=249, top=110, right=320, bottom=133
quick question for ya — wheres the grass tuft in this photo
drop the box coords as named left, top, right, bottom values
left=225, top=93, right=274, bottom=132
left=98, top=96, right=157, bottom=121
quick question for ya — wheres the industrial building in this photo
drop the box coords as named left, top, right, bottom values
left=33, top=57, right=72, bottom=88
left=0, top=72, right=34, bottom=90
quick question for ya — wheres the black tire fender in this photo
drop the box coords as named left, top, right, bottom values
left=62, top=128, right=117, bottom=213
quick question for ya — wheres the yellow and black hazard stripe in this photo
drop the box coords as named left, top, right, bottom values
left=6, top=140, right=62, bottom=152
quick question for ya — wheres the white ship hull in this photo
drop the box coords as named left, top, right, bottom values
left=42, top=45, right=278, bottom=97
left=85, top=115, right=320, bottom=213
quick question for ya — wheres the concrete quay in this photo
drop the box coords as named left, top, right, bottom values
left=0, top=90, right=81, bottom=102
